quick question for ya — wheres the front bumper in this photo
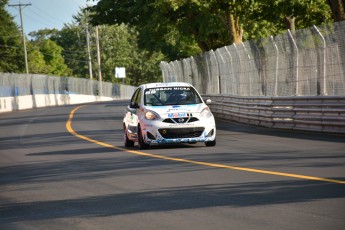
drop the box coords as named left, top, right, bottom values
left=140, top=118, right=216, bottom=145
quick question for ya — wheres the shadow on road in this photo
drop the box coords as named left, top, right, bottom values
left=0, top=179, right=344, bottom=223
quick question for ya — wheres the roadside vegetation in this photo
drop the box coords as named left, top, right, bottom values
left=1, top=0, right=344, bottom=86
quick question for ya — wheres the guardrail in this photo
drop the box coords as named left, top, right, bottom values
left=204, top=95, right=345, bottom=134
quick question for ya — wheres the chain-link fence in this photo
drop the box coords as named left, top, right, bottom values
left=160, top=21, right=345, bottom=96
left=0, top=73, right=136, bottom=99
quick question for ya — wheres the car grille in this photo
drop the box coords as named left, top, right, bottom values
left=162, top=117, right=199, bottom=124
left=158, top=127, right=204, bottom=139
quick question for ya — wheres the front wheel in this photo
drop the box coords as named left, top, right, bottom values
left=123, top=125, right=134, bottom=147
left=138, top=127, right=150, bottom=150
left=205, top=139, right=216, bottom=147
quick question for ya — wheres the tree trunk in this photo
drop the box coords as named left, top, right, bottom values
left=228, top=13, right=242, bottom=44
left=328, top=0, right=345, bottom=21
left=286, top=15, right=296, bottom=34
left=191, top=28, right=209, bottom=52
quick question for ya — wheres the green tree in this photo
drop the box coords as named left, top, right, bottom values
left=48, top=7, right=164, bottom=85
left=97, top=24, right=164, bottom=85
left=28, top=28, right=59, bottom=42
left=51, top=24, right=90, bottom=78
left=327, top=0, right=345, bottom=22
left=51, top=9, right=94, bottom=79
left=27, top=43, right=50, bottom=74
left=260, top=0, right=332, bottom=34
left=87, top=0, right=202, bottom=58
left=39, top=39, right=72, bottom=76
left=87, top=0, right=269, bottom=54
left=0, top=0, right=24, bottom=72
left=88, top=0, right=333, bottom=57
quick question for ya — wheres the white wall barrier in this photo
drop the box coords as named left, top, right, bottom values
left=204, top=95, right=345, bottom=134
left=0, top=94, right=115, bottom=113
left=0, top=73, right=136, bottom=113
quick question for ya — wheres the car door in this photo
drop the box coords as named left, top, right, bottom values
left=125, top=87, right=142, bottom=135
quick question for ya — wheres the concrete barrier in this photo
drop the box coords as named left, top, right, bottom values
left=0, top=94, right=116, bottom=113
left=0, top=73, right=135, bottom=113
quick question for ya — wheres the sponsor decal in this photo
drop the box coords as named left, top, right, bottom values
left=167, top=105, right=196, bottom=112
left=168, top=123, right=195, bottom=127
left=168, top=112, right=187, bottom=118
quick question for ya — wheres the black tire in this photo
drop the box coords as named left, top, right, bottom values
left=124, top=125, right=134, bottom=147
left=205, top=139, right=216, bottom=147
left=138, top=127, right=150, bottom=150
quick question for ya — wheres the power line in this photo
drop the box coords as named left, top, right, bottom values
left=0, top=44, right=23, bottom=49
left=31, top=4, right=68, bottom=25
left=31, top=5, right=64, bottom=24
left=62, top=49, right=87, bottom=54
left=23, top=10, right=57, bottom=29
left=0, top=45, right=89, bottom=63
left=0, top=34, right=21, bottom=39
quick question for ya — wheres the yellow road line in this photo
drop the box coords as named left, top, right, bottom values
left=66, top=105, right=345, bottom=185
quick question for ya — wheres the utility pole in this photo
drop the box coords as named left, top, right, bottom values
left=95, top=26, right=102, bottom=82
left=86, top=25, right=93, bottom=79
left=9, top=2, right=31, bottom=74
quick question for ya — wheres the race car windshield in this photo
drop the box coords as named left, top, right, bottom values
left=144, top=87, right=203, bottom=106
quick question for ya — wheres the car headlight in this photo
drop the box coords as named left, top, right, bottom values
left=145, top=110, right=161, bottom=120
left=200, top=107, right=213, bottom=118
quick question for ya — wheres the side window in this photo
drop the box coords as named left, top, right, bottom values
left=130, top=88, right=140, bottom=107
left=135, top=88, right=142, bottom=105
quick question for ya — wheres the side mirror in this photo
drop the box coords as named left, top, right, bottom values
left=127, top=105, right=137, bottom=114
left=205, top=99, right=212, bottom=104
left=130, top=102, right=140, bottom=109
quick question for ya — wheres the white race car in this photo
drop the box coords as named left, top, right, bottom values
left=123, top=82, right=216, bottom=149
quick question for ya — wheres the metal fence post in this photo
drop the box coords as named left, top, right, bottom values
left=210, top=50, right=220, bottom=94
left=253, top=42, right=264, bottom=96
left=233, top=43, right=242, bottom=95
left=241, top=42, right=252, bottom=96
left=270, top=36, right=279, bottom=96
left=182, top=59, right=188, bottom=83
left=287, top=29, right=299, bottom=96
left=313, top=25, right=327, bottom=96
left=215, top=48, right=224, bottom=94
left=224, top=46, right=233, bottom=95
left=160, top=61, right=166, bottom=82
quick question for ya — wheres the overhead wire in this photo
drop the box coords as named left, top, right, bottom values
left=30, top=4, right=70, bottom=26
left=0, top=44, right=89, bottom=63
left=22, top=12, right=55, bottom=30
left=4, top=2, right=98, bottom=66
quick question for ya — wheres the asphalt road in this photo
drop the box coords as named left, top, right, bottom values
left=0, top=101, right=344, bottom=230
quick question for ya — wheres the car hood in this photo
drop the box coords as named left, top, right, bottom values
left=145, top=104, right=206, bottom=115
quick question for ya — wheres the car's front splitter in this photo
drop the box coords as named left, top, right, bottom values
left=143, top=129, right=216, bottom=145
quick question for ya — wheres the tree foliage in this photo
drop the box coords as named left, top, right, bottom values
left=2, top=0, right=335, bottom=87
left=88, top=0, right=333, bottom=57
left=0, top=0, right=24, bottom=72
left=38, top=39, right=72, bottom=76
left=28, top=30, right=73, bottom=77
left=27, top=43, right=50, bottom=74
left=97, top=24, right=164, bottom=85
left=259, top=0, right=332, bottom=34
left=328, top=0, right=345, bottom=21
left=37, top=8, right=164, bottom=85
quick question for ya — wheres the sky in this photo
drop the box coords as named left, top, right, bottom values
left=6, top=0, right=97, bottom=35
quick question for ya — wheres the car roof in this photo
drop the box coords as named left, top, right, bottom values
left=141, top=82, right=193, bottom=89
